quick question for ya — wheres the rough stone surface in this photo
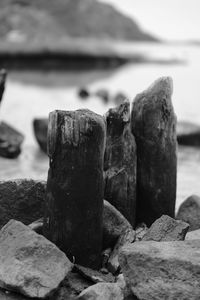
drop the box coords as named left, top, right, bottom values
left=0, top=179, right=46, bottom=229
left=103, top=200, right=133, bottom=249
left=0, top=122, right=24, bottom=159
left=74, top=265, right=114, bottom=284
left=120, top=240, right=200, bottom=300
left=131, top=77, right=177, bottom=226
left=0, top=179, right=46, bottom=227
left=28, top=218, right=43, bottom=235
left=104, top=100, right=137, bottom=226
left=135, top=223, right=148, bottom=241
left=186, top=229, right=200, bottom=240
left=107, top=228, right=135, bottom=274
left=33, top=118, right=48, bottom=154
left=77, top=282, right=123, bottom=300
left=142, top=215, right=189, bottom=241
left=44, top=109, right=106, bottom=269
left=176, top=195, right=200, bottom=231
left=0, top=220, right=72, bottom=298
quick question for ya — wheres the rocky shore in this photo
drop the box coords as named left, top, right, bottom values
left=1, top=77, right=200, bottom=299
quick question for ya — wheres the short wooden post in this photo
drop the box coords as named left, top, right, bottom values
left=44, top=109, right=106, bottom=269
left=104, top=100, right=137, bottom=226
left=131, top=77, right=177, bottom=226
left=0, top=69, right=6, bottom=105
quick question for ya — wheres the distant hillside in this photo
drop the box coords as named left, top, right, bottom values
left=0, top=0, right=157, bottom=44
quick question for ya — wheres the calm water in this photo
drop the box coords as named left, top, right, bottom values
left=0, top=42, right=200, bottom=211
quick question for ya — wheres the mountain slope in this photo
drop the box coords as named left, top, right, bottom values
left=0, top=0, right=157, bottom=43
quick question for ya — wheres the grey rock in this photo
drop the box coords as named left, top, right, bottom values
left=0, top=220, right=72, bottom=298
left=176, top=195, right=200, bottom=231
left=120, top=240, right=200, bottom=300
left=103, top=200, right=133, bottom=249
left=185, top=229, right=200, bottom=240
left=77, top=282, right=123, bottom=300
left=135, top=223, right=148, bottom=241
left=142, top=215, right=189, bottom=241
left=0, top=179, right=46, bottom=229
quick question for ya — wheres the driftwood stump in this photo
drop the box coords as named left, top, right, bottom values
left=104, top=100, right=137, bottom=226
left=44, top=109, right=106, bottom=269
left=0, top=69, right=6, bottom=105
left=131, top=77, right=177, bottom=226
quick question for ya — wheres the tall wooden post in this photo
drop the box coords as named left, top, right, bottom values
left=104, top=100, right=137, bottom=227
left=44, top=109, right=106, bottom=269
left=131, top=77, right=177, bottom=226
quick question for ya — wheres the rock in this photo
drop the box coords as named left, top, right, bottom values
left=33, top=118, right=48, bottom=154
left=177, top=121, right=200, bottom=146
left=0, top=69, right=6, bottom=104
left=135, top=223, right=148, bottom=241
left=176, top=195, right=200, bottom=231
left=142, top=215, right=189, bottom=241
left=101, top=248, right=112, bottom=269
left=95, top=89, right=110, bottom=104
left=0, top=179, right=46, bottom=229
left=0, top=121, right=24, bottom=158
left=74, top=265, right=114, bottom=284
left=28, top=218, right=43, bottom=235
left=77, top=282, right=123, bottom=300
left=103, top=200, right=133, bottom=249
left=0, top=220, right=72, bottom=298
left=186, top=229, right=200, bottom=240
left=120, top=240, right=200, bottom=300
left=104, top=100, right=137, bottom=226
left=131, top=77, right=177, bottom=226
left=116, top=274, right=136, bottom=300
left=107, top=228, right=135, bottom=275
left=78, top=87, right=90, bottom=99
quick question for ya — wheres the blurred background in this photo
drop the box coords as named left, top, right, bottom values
left=0, top=0, right=200, bottom=210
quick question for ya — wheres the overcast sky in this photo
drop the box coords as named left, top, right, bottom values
left=99, top=0, right=200, bottom=41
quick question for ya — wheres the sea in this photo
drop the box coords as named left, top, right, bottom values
left=0, top=42, right=200, bottom=211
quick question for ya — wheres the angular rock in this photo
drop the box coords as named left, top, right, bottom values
left=104, top=100, right=137, bottom=226
left=176, top=195, right=200, bottom=231
left=33, top=118, right=48, bottom=154
left=0, top=179, right=46, bottom=229
left=186, top=229, right=200, bottom=240
left=131, top=77, right=177, bottom=226
left=0, top=220, right=72, bottom=298
left=120, top=240, right=200, bottom=300
left=142, top=215, right=189, bottom=241
left=28, top=218, right=43, bottom=235
left=0, top=69, right=6, bottom=104
left=116, top=274, right=137, bottom=300
left=103, top=200, right=133, bottom=249
left=107, top=228, right=135, bottom=275
left=177, top=121, right=200, bottom=147
left=74, top=265, right=114, bottom=284
left=77, top=282, right=123, bottom=300
left=0, top=122, right=24, bottom=158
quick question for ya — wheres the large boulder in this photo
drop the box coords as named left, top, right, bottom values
left=142, top=215, right=189, bottom=241
left=176, top=195, right=200, bottom=231
left=119, top=240, right=200, bottom=300
left=0, top=122, right=24, bottom=159
left=0, top=220, right=72, bottom=298
left=103, top=200, right=134, bottom=249
left=0, top=179, right=46, bottom=229
left=77, top=282, right=123, bottom=300
left=177, top=121, right=200, bottom=146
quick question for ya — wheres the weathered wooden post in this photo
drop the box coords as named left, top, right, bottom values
left=131, top=77, right=177, bottom=226
left=104, top=100, right=137, bottom=226
left=44, top=109, right=106, bottom=269
left=0, top=69, right=6, bottom=105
